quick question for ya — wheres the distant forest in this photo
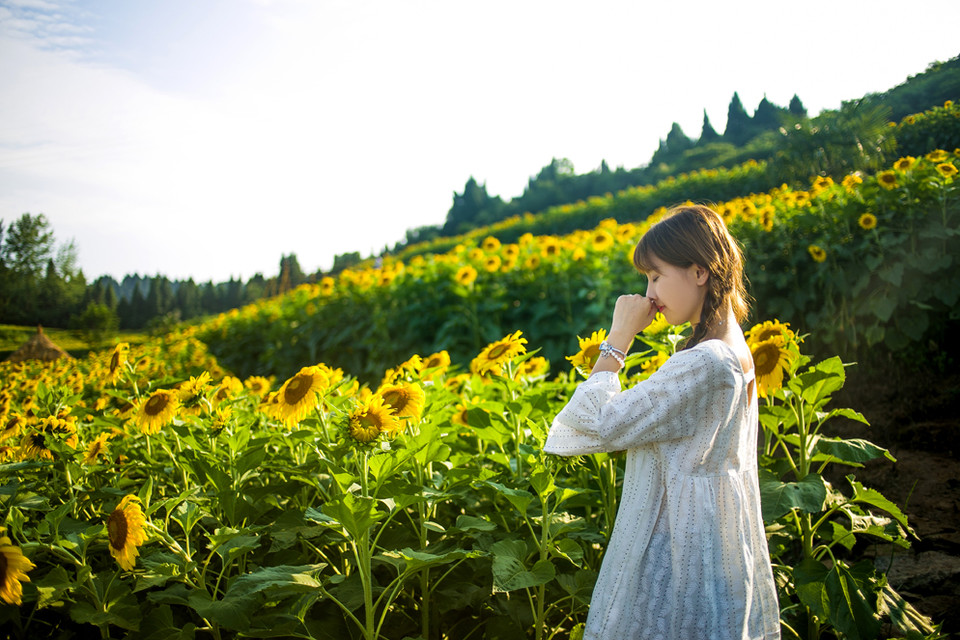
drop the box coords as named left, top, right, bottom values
left=1, top=54, right=957, bottom=338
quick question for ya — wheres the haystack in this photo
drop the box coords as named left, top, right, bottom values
left=4, top=325, right=72, bottom=363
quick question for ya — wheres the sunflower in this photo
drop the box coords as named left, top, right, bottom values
left=19, top=430, right=53, bottom=460
left=643, top=313, right=671, bottom=336
left=106, top=342, right=129, bottom=385
left=640, top=351, right=669, bottom=374
left=566, top=329, right=607, bottom=375
left=244, top=375, right=271, bottom=397
left=515, top=356, right=549, bottom=380
left=842, top=173, right=863, bottom=192
left=471, top=330, right=528, bottom=376
left=275, top=366, right=329, bottom=425
left=759, top=206, right=775, bottom=232
left=483, top=255, right=502, bottom=273
left=83, top=433, right=111, bottom=465
left=106, top=495, right=148, bottom=571
left=378, top=382, right=425, bottom=423
left=0, top=529, right=35, bottom=605
left=137, top=389, right=179, bottom=434
left=347, top=395, right=398, bottom=443
left=0, top=414, right=23, bottom=443
left=320, top=276, right=335, bottom=296
left=591, top=229, right=614, bottom=252
left=421, top=350, right=451, bottom=377
left=857, top=212, right=877, bottom=230
left=877, top=170, right=898, bottom=190
left=926, top=149, right=949, bottom=163
left=745, top=319, right=798, bottom=347
left=212, top=376, right=244, bottom=404
left=481, top=236, right=501, bottom=251
left=177, top=372, right=211, bottom=415
left=750, top=336, right=797, bottom=398
left=936, top=162, right=958, bottom=179
left=893, top=156, right=915, bottom=172
left=807, top=245, right=827, bottom=263
left=455, top=265, right=478, bottom=287
left=524, top=255, right=541, bottom=270
left=451, top=396, right=481, bottom=428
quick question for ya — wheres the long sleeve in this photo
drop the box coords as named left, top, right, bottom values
left=544, top=345, right=733, bottom=455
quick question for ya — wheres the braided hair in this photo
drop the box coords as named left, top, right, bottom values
left=632, top=205, right=751, bottom=350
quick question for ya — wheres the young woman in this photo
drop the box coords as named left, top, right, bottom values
left=545, top=205, right=780, bottom=639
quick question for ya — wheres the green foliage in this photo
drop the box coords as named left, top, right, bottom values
left=769, top=101, right=897, bottom=185
left=70, top=302, right=120, bottom=348
left=0, top=321, right=942, bottom=638
left=894, top=99, right=960, bottom=158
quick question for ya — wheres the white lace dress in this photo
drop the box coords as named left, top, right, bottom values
left=545, top=339, right=780, bottom=640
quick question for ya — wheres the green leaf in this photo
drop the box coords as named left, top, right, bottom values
left=187, top=590, right=255, bottom=631
left=483, top=481, right=534, bottom=515
left=455, top=515, right=497, bottom=533
left=34, top=565, right=73, bottom=608
left=490, top=540, right=555, bottom=592
left=529, top=468, right=555, bottom=498
left=381, top=548, right=478, bottom=573
left=760, top=473, right=827, bottom=521
left=793, top=557, right=830, bottom=619
left=848, top=512, right=911, bottom=548
left=137, top=605, right=198, bottom=640
left=814, top=438, right=895, bottom=465
left=207, top=527, right=261, bottom=562
left=552, top=538, right=583, bottom=567
left=879, top=583, right=938, bottom=636
left=322, top=493, right=384, bottom=540
left=847, top=476, right=914, bottom=535
left=225, top=564, right=325, bottom=599
left=823, top=561, right=882, bottom=640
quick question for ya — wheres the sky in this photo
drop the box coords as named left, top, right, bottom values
left=1, top=0, right=958, bottom=285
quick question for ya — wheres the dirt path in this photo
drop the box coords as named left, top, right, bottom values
left=830, top=367, right=960, bottom=635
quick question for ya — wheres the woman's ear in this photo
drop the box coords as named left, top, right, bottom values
left=694, top=265, right=710, bottom=285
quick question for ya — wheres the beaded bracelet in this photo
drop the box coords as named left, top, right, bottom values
left=598, top=340, right=626, bottom=368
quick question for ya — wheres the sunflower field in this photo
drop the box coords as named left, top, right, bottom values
left=2, top=103, right=957, bottom=639
left=0, top=317, right=943, bottom=639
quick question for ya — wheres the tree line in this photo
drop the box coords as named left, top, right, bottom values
left=0, top=214, right=312, bottom=341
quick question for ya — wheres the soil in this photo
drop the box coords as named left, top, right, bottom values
left=827, top=362, right=960, bottom=636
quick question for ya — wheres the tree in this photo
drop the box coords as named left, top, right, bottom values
left=443, top=177, right=502, bottom=236
left=70, top=302, right=119, bottom=348
left=788, top=94, right=807, bottom=118
left=723, top=92, right=754, bottom=146
left=753, top=96, right=782, bottom=131
left=2, top=213, right=54, bottom=278
left=698, top=110, right=720, bottom=144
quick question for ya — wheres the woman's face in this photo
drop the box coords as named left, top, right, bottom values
left=642, top=254, right=708, bottom=326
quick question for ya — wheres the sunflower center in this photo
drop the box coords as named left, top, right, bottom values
left=109, top=352, right=121, bottom=373
left=144, top=394, right=169, bottom=417
left=360, top=410, right=383, bottom=429
left=108, top=509, right=129, bottom=551
left=381, top=390, right=408, bottom=412
left=753, top=344, right=780, bottom=376
left=487, top=344, right=510, bottom=360
left=284, top=374, right=313, bottom=405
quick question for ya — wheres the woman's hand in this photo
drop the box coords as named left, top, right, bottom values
left=608, top=295, right=658, bottom=347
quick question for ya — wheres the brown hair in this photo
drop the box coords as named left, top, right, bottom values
left=633, top=204, right=751, bottom=349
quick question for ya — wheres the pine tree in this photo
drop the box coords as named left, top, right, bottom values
left=753, top=96, right=782, bottom=131
left=724, top=92, right=754, bottom=145
left=699, top=110, right=720, bottom=144
left=789, top=94, right=807, bottom=117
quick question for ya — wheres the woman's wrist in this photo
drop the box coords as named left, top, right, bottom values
left=605, top=329, right=635, bottom=353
